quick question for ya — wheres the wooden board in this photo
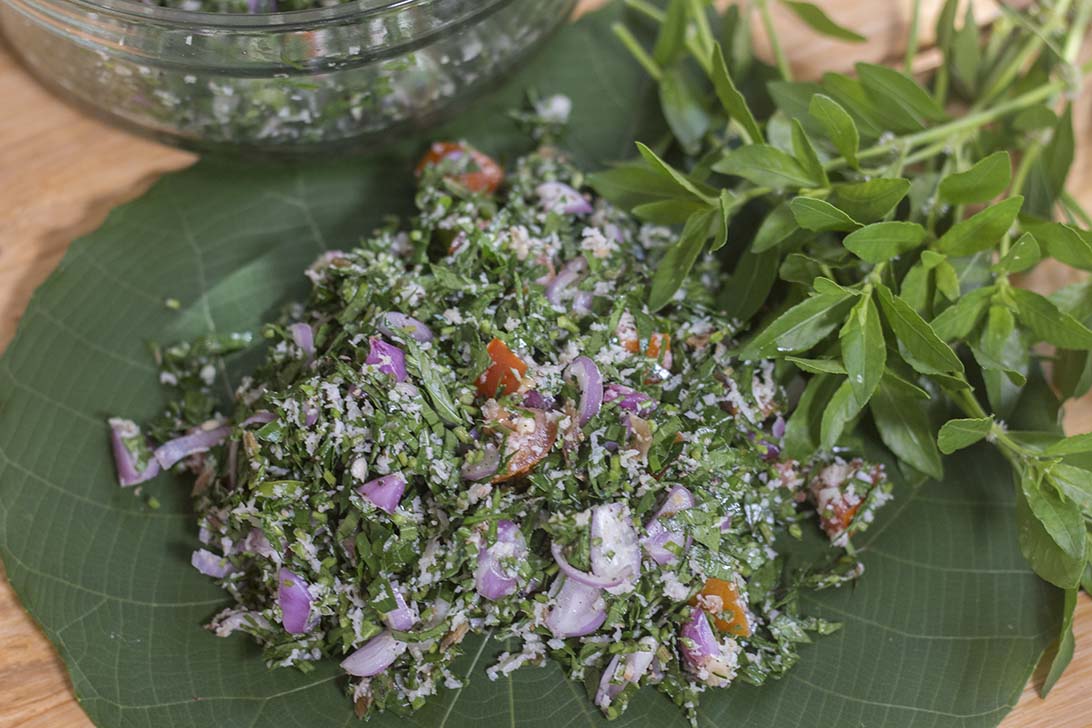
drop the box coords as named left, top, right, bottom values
left=1, top=1, right=1091, bottom=726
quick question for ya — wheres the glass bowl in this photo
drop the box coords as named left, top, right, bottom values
left=0, top=0, right=575, bottom=154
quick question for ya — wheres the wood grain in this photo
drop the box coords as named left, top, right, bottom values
left=1, top=1, right=1091, bottom=726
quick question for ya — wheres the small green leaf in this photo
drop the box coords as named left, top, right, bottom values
left=843, top=222, right=926, bottom=263
left=740, top=292, right=854, bottom=358
left=652, top=0, right=688, bottom=65
left=649, top=210, right=712, bottom=311
left=1016, top=476, right=1084, bottom=589
left=709, top=189, right=734, bottom=251
left=931, top=286, right=994, bottom=340
left=994, top=232, right=1041, bottom=274
left=934, top=260, right=960, bottom=301
left=820, top=72, right=897, bottom=136
left=632, top=198, right=710, bottom=224
left=1051, top=463, right=1092, bottom=514
left=1012, top=288, right=1092, bottom=349
left=721, top=248, right=781, bottom=323
left=1042, top=433, right=1092, bottom=457
left=783, top=373, right=838, bottom=458
left=590, top=162, right=698, bottom=209
left=899, top=261, right=932, bottom=314
left=1020, top=474, right=1087, bottom=561
left=979, top=304, right=1015, bottom=368
left=791, top=119, right=828, bottom=187
left=951, top=5, right=979, bottom=95
left=809, top=94, right=859, bottom=169
left=710, top=44, right=764, bottom=143
left=938, top=151, right=1012, bottom=205
left=876, top=284, right=964, bottom=374
left=856, top=62, right=947, bottom=129
left=751, top=201, right=798, bottom=252
left=636, top=142, right=715, bottom=203
left=1026, top=105, right=1075, bottom=216
left=820, top=379, right=862, bottom=449
left=780, top=1, right=866, bottom=43
left=659, top=67, right=710, bottom=155
left=832, top=178, right=911, bottom=222
left=840, top=293, right=884, bottom=409
left=1023, top=222, right=1092, bottom=272
left=785, top=356, right=846, bottom=375
left=713, top=144, right=819, bottom=188
left=789, top=197, right=860, bottom=232
left=937, top=417, right=992, bottom=454
left=871, top=377, right=943, bottom=479
left=935, top=196, right=1023, bottom=256
left=1039, top=589, right=1078, bottom=698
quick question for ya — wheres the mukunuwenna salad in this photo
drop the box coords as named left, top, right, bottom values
left=109, top=137, right=890, bottom=722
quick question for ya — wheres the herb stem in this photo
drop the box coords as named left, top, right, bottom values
left=904, top=0, right=922, bottom=75
left=976, top=0, right=1072, bottom=108
left=826, top=60, right=1092, bottom=173
left=1010, top=138, right=1044, bottom=199
left=612, top=23, right=663, bottom=81
left=756, top=0, right=793, bottom=81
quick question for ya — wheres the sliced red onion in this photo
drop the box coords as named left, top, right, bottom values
left=536, top=181, right=594, bottom=215
left=240, top=410, right=275, bottom=427
left=108, top=418, right=160, bottom=487
left=382, top=583, right=418, bottom=630
left=358, top=472, right=406, bottom=514
left=153, top=425, right=231, bottom=470
left=522, top=390, right=553, bottom=410
left=545, top=576, right=607, bottom=638
left=289, top=323, right=314, bottom=362
left=191, top=548, right=235, bottom=578
left=365, top=337, right=407, bottom=382
left=545, top=256, right=588, bottom=305
left=760, top=440, right=781, bottom=462
left=304, top=407, right=319, bottom=427
left=590, top=503, right=641, bottom=593
left=771, top=415, right=786, bottom=440
left=551, top=542, right=625, bottom=589
left=642, top=486, right=694, bottom=565
left=565, top=356, right=603, bottom=426
left=572, top=290, right=595, bottom=316
left=277, top=568, right=313, bottom=635
left=475, top=520, right=527, bottom=600
left=603, top=384, right=656, bottom=415
left=595, top=637, right=656, bottom=710
left=377, top=312, right=434, bottom=343
left=461, top=443, right=500, bottom=481
left=679, top=607, right=738, bottom=687
left=341, top=631, right=407, bottom=677
left=242, top=528, right=276, bottom=558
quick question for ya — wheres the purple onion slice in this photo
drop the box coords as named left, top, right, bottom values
left=191, top=548, right=235, bottom=578
left=107, top=418, right=160, bottom=487
left=382, top=583, right=418, bottom=631
left=289, top=323, right=314, bottom=363
left=590, top=503, right=641, bottom=593
left=277, top=568, right=313, bottom=635
left=365, top=337, right=407, bottom=382
left=545, top=256, right=589, bottom=305
left=551, top=542, right=625, bottom=589
left=475, top=520, right=527, bottom=600
left=565, top=356, right=603, bottom=426
left=153, top=425, right=231, bottom=470
left=358, top=472, right=406, bottom=514
left=545, top=576, right=607, bottom=638
left=377, top=312, right=434, bottom=343
left=536, top=181, right=594, bottom=215
left=594, top=637, right=656, bottom=710
left=341, top=631, right=407, bottom=677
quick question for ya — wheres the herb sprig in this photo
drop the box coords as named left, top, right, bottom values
left=597, top=0, right=1092, bottom=692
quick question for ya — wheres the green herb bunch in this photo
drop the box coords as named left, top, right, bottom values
left=596, top=0, right=1092, bottom=692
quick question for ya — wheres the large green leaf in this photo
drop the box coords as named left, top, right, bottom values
left=0, top=5, right=1061, bottom=728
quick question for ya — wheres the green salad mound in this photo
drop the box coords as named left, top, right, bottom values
left=109, top=140, right=890, bottom=722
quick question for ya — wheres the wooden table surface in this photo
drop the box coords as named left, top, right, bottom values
left=1, top=1, right=1091, bottom=726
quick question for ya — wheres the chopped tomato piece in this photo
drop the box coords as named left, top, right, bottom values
left=493, top=409, right=558, bottom=483
left=415, top=141, right=504, bottom=195
left=691, top=577, right=751, bottom=637
left=623, top=331, right=672, bottom=369
left=477, top=338, right=528, bottom=398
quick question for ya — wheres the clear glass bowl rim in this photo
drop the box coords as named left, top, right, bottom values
left=39, top=0, right=464, bottom=31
